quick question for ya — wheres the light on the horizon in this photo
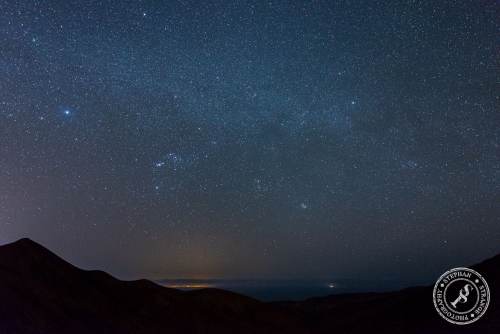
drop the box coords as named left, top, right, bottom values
left=164, top=283, right=215, bottom=289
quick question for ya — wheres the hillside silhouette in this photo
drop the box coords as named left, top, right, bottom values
left=0, top=238, right=498, bottom=333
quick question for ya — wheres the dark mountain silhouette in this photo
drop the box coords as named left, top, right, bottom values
left=275, top=252, right=500, bottom=334
left=0, top=238, right=498, bottom=333
left=0, top=238, right=303, bottom=334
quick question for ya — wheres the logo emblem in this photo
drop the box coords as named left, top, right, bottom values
left=433, top=267, right=490, bottom=325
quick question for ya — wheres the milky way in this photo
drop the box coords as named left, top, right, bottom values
left=0, top=0, right=498, bottom=282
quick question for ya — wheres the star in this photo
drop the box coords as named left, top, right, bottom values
left=155, top=161, right=166, bottom=168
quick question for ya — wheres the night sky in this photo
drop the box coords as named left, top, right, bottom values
left=1, top=0, right=498, bottom=283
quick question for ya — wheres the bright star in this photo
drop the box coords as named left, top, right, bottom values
left=155, top=161, right=166, bottom=168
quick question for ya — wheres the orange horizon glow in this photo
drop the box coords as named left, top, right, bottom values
left=163, top=283, right=216, bottom=289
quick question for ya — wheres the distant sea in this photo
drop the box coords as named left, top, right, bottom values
left=156, top=279, right=416, bottom=301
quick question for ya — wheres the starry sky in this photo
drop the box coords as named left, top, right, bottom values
left=0, top=0, right=498, bottom=283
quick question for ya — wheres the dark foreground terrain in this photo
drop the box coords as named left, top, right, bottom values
left=0, top=238, right=498, bottom=333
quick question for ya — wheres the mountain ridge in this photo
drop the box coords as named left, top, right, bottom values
left=0, top=238, right=498, bottom=333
